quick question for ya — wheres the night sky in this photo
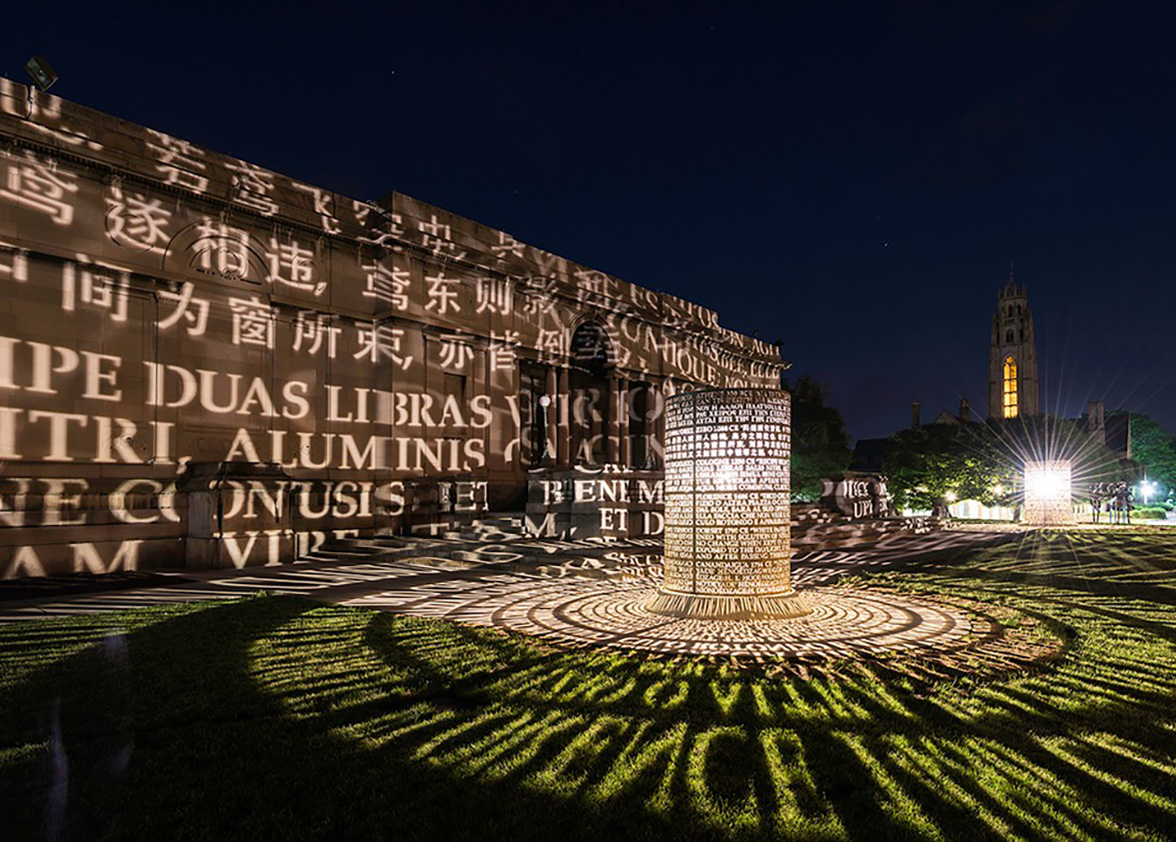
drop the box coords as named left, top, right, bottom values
left=4, top=1, right=1174, bottom=442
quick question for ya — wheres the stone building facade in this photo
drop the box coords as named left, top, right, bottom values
left=0, top=80, right=783, bottom=578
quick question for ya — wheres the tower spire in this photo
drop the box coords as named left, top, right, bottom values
left=989, top=271, right=1038, bottom=419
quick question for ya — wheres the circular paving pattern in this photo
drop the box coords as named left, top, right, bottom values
left=346, top=574, right=975, bottom=660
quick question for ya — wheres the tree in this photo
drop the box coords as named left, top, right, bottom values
left=883, top=422, right=1010, bottom=511
left=784, top=375, right=852, bottom=502
left=1119, top=413, right=1176, bottom=494
left=883, top=415, right=1124, bottom=512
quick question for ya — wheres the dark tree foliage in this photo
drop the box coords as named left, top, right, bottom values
left=784, top=376, right=852, bottom=502
left=883, top=422, right=1008, bottom=511
left=884, top=415, right=1124, bottom=511
left=1115, top=412, right=1176, bottom=493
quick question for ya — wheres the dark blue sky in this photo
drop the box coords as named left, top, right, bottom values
left=5, top=1, right=1175, bottom=440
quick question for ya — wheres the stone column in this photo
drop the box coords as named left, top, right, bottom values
left=544, top=367, right=558, bottom=464
left=650, top=379, right=666, bottom=468
left=177, top=462, right=295, bottom=569
left=556, top=367, right=570, bottom=467
left=619, top=379, right=630, bottom=467
left=607, top=375, right=621, bottom=464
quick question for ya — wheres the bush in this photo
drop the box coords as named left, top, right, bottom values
left=1131, top=506, right=1168, bottom=520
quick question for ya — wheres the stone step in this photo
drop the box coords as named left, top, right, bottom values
left=475, top=515, right=525, bottom=529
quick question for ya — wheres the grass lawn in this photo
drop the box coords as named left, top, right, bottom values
left=3, top=529, right=1176, bottom=840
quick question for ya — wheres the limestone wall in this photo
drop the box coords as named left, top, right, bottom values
left=0, top=80, right=782, bottom=578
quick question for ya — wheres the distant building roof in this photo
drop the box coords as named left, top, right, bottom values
left=849, top=438, right=888, bottom=473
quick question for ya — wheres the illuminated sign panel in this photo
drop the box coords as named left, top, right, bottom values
left=649, top=388, right=810, bottom=619
left=1022, top=459, right=1074, bottom=526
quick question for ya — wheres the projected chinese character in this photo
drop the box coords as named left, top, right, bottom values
left=267, top=237, right=324, bottom=295
left=1, top=150, right=78, bottom=225
left=62, top=263, right=128, bottom=322
left=0, top=248, right=28, bottom=283
left=358, top=209, right=405, bottom=246
left=105, top=187, right=172, bottom=253
left=476, top=278, right=512, bottom=315
left=362, top=260, right=410, bottom=309
left=293, top=183, right=340, bottom=234
left=146, top=130, right=208, bottom=192
left=489, top=330, right=518, bottom=370
left=226, top=160, right=278, bottom=216
left=354, top=323, right=412, bottom=369
left=192, top=219, right=253, bottom=280
left=425, top=272, right=461, bottom=316
left=438, top=338, right=473, bottom=370
left=229, top=296, right=275, bottom=347
left=292, top=312, right=340, bottom=357
left=490, top=231, right=525, bottom=259
left=158, top=282, right=210, bottom=336
left=418, top=214, right=466, bottom=260
left=520, top=274, right=559, bottom=314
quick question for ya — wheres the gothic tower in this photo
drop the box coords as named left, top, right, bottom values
left=988, top=274, right=1039, bottom=418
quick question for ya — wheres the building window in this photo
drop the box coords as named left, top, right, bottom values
left=1006, top=330, right=1014, bottom=343
left=443, top=372, right=466, bottom=405
left=1003, top=355, right=1018, bottom=418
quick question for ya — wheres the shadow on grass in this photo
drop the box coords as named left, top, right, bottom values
left=5, top=531, right=1176, bottom=840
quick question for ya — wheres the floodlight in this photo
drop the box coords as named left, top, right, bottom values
left=24, top=56, right=57, bottom=92
left=1023, top=460, right=1073, bottom=526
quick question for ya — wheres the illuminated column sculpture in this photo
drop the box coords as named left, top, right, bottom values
left=647, top=388, right=811, bottom=620
left=1023, top=459, right=1074, bottom=526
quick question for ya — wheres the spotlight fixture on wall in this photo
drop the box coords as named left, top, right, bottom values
left=24, top=56, right=57, bottom=92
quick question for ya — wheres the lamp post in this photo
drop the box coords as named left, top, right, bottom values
left=538, top=394, right=552, bottom=464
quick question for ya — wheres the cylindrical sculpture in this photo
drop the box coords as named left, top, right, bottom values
left=647, top=387, right=811, bottom=620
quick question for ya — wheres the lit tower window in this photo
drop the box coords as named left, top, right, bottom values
left=1003, top=355, right=1018, bottom=418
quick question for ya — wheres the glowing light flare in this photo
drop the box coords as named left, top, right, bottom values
left=1022, top=460, right=1074, bottom=526
left=1025, top=470, right=1066, bottom=498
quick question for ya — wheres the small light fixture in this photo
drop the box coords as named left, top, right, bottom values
left=24, top=56, right=58, bottom=92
